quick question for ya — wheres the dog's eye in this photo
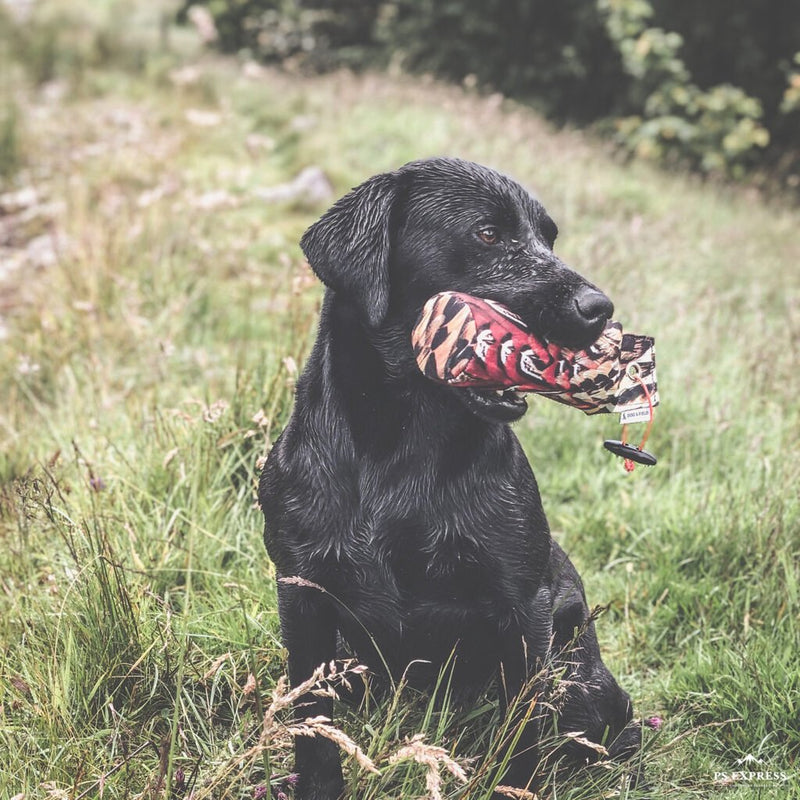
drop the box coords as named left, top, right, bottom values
left=477, top=226, right=500, bottom=245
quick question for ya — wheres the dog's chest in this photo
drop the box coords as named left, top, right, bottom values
left=271, top=399, right=544, bottom=632
left=378, top=516, right=490, bottom=590
left=354, top=462, right=529, bottom=609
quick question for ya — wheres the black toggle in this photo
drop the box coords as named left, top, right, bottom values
left=603, top=439, right=658, bottom=466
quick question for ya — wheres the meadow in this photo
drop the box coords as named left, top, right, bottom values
left=1, top=2, right=799, bottom=798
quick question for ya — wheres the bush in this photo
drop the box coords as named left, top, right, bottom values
left=599, top=0, right=771, bottom=175
left=780, top=53, right=800, bottom=115
left=178, top=0, right=382, bottom=70
left=649, top=0, right=800, bottom=152
left=180, top=0, right=800, bottom=184
left=378, top=0, right=630, bottom=123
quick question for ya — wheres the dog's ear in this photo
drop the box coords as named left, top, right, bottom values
left=300, top=172, right=398, bottom=328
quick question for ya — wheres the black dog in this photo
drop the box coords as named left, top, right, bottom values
left=259, top=158, right=641, bottom=798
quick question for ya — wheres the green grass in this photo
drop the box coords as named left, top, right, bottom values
left=1, top=2, right=799, bottom=798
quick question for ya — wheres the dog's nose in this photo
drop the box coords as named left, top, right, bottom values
left=574, top=287, right=614, bottom=325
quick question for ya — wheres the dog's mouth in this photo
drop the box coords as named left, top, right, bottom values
left=456, top=387, right=528, bottom=423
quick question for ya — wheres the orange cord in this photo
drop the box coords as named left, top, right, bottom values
left=621, top=373, right=654, bottom=472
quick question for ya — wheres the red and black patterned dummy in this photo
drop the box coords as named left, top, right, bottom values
left=412, top=291, right=659, bottom=416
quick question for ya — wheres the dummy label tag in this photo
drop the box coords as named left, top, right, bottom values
left=620, top=406, right=652, bottom=425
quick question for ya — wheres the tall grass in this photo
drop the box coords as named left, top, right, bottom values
left=1, top=1, right=799, bottom=798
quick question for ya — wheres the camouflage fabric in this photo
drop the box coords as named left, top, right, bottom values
left=412, top=291, right=659, bottom=416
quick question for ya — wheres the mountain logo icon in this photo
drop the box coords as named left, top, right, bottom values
left=735, top=754, right=765, bottom=766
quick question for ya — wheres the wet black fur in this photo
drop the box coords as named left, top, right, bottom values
left=259, top=158, right=641, bottom=798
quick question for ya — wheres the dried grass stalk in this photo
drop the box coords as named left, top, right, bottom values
left=493, top=785, right=540, bottom=799
left=389, top=733, right=469, bottom=800
left=289, top=715, right=379, bottom=775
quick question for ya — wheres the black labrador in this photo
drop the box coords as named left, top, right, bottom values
left=259, top=158, right=641, bottom=798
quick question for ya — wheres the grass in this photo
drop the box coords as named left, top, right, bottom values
left=1, top=1, right=799, bottom=798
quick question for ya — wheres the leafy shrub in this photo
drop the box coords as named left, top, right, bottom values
left=599, top=0, right=770, bottom=175
left=648, top=0, right=800, bottom=151
left=181, top=0, right=304, bottom=60
left=377, top=0, right=629, bottom=123
left=178, top=0, right=382, bottom=70
left=781, top=53, right=800, bottom=114
left=181, top=0, right=800, bottom=183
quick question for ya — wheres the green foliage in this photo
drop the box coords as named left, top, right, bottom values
left=179, top=0, right=631, bottom=119
left=649, top=0, right=800, bottom=151
left=189, top=0, right=304, bottom=58
left=781, top=53, right=800, bottom=114
left=377, top=0, right=628, bottom=123
left=599, top=0, right=770, bottom=176
left=182, top=0, right=800, bottom=184
left=179, top=0, right=382, bottom=70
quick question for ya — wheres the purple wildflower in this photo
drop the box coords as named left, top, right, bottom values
left=253, top=785, right=268, bottom=799
left=644, top=715, right=664, bottom=730
left=174, top=768, right=186, bottom=792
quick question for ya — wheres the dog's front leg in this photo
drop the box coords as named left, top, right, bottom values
left=495, top=586, right=553, bottom=795
left=278, top=580, right=344, bottom=800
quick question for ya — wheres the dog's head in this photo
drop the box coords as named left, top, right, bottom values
left=301, top=157, right=613, bottom=423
